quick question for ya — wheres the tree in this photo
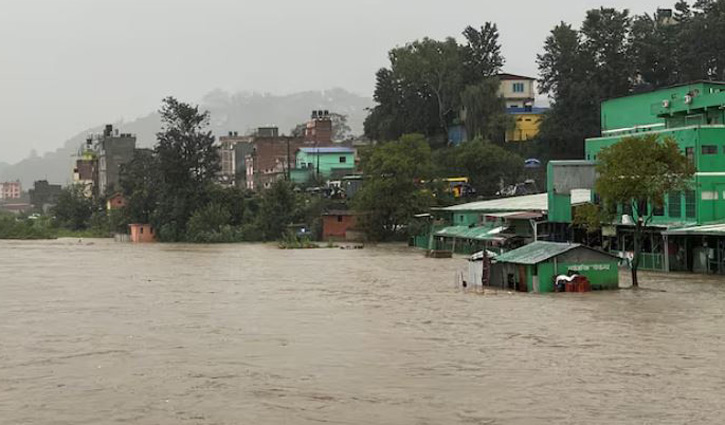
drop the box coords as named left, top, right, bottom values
left=254, top=180, right=301, bottom=240
left=52, top=185, right=95, bottom=231
left=537, top=10, right=634, bottom=159
left=154, top=97, right=220, bottom=241
left=119, top=149, right=159, bottom=224
left=364, top=23, right=504, bottom=144
left=580, top=8, right=634, bottom=100
left=460, top=78, right=513, bottom=143
left=438, top=137, right=523, bottom=196
left=461, top=23, right=504, bottom=84
left=595, top=135, right=694, bottom=287
left=629, top=12, right=681, bottom=88
left=391, top=37, right=464, bottom=138
left=353, top=134, right=435, bottom=241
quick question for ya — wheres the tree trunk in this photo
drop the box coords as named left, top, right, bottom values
left=631, top=222, right=641, bottom=288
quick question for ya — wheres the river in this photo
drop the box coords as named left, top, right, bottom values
left=1, top=239, right=724, bottom=424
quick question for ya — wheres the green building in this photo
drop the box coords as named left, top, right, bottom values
left=490, top=241, right=620, bottom=293
left=553, top=81, right=725, bottom=274
left=292, top=147, right=355, bottom=184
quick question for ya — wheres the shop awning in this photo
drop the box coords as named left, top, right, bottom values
left=663, top=223, right=725, bottom=236
left=434, top=225, right=507, bottom=242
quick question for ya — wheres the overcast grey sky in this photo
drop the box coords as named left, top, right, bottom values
left=1, top=0, right=667, bottom=164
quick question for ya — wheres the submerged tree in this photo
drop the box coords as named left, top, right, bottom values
left=595, top=135, right=694, bottom=287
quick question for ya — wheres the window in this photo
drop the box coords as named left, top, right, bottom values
left=513, top=82, right=525, bottom=93
left=140, top=227, right=144, bottom=234
left=339, top=156, right=347, bottom=163
left=668, top=192, right=681, bottom=218
left=337, top=215, right=343, bottom=222
left=686, top=147, right=694, bottom=163
left=685, top=190, right=696, bottom=219
left=653, top=204, right=665, bottom=217
left=702, top=145, right=717, bottom=155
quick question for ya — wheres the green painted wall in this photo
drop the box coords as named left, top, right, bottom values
left=528, top=260, right=619, bottom=293
left=296, top=151, right=355, bottom=179
left=600, top=82, right=722, bottom=131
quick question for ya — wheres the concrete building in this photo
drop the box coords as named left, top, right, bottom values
left=218, top=132, right=254, bottom=187
left=291, top=147, right=355, bottom=184
left=498, top=73, right=536, bottom=109
left=29, top=180, right=62, bottom=212
left=245, top=129, right=307, bottom=191
left=0, top=180, right=21, bottom=200
left=97, top=124, right=136, bottom=196
left=550, top=81, right=725, bottom=274
left=453, top=73, right=547, bottom=145
left=73, top=137, right=99, bottom=198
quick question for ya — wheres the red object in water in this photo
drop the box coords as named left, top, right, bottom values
left=573, top=276, right=592, bottom=292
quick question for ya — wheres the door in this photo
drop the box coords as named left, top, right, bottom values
left=518, top=265, right=528, bottom=292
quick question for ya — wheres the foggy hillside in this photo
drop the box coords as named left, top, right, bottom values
left=0, top=88, right=372, bottom=188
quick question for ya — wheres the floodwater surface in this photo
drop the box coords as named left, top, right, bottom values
left=1, top=239, right=724, bottom=424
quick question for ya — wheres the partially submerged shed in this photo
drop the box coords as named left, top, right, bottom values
left=490, top=241, right=619, bottom=293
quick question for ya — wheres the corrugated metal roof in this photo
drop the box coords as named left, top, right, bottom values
left=664, top=223, right=725, bottom=236
left=441, top=189, right=591, bottom=213
left=435, top=225, right=506, bottom=241
left=299, top=147, right=355, bottom=154
left=494, top=241, right=581, bottom=265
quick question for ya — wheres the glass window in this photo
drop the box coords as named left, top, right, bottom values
left=653, top=203, right=665, bottom=217
left=686, top=147, right=694, bottom=163
left=339, top=156, right=347, bottom=163
left=513, top=82, right=525, bottom=93
left=702, top=145, right=717, bottom=155
left=685, top=190, right=696, bottom=219
left=668, top=192, right=681, bottom=218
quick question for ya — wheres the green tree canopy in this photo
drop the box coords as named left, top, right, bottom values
left=364, top=23, right=504, bottom=145
left=354, top=134, right=435, bottom=241
left=595, top=135, right=694, bottom=287
left=154, top=97, right=220, bottom=241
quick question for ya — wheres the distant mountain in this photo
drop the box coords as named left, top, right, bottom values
left=0, top=88, right=372, bottom=188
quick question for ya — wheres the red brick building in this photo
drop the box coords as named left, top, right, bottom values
left=322, top=210, right=360, bottom=241
left=305, top=110, right=333, bottom=144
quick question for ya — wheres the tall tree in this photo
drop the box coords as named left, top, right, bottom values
left=154, top=97, right=220, bottom=241
left=364, top=23, right=504, bottom=144
left=461, top=23, right=504, bottom=83
left=119, top=149, right=159, bottom=224
left=580, top=8, right=634, bottom=99
left=460, top=78, right=512, bottom=143
left=595, top=135, right=694, bottom=287
left=537, top=23, right=600, bottom=159
left=391, top=37, right=464, bottom=139
left=354, top=134, right=435, bottom=241
left=439, top=137, right=524, bottom=196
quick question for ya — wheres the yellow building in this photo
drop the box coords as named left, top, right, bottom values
left=497, top=73, right=547, bottom=143
left=506, top=108, right=547, bottom=142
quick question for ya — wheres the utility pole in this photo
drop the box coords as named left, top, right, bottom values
left=286, top=138, right=291, bottom=181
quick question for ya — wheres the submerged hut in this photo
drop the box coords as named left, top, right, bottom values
left=490, top=241, right=619, bottom=293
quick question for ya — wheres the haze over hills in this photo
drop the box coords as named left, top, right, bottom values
left=0, top=88, right=372, bottom=188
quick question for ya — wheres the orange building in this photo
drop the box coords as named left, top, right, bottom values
left=129, top=224, right=156, bottom=243
left=322, top=211, right=359, bottom=241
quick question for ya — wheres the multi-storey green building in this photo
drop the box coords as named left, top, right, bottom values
left=554, top=81, right=725, bottom=274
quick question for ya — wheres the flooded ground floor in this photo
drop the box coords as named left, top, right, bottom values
left=1, top=239, right=724, bottom=424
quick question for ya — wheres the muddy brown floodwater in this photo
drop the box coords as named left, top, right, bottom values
left=1, top=239, right=724, bottom=424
